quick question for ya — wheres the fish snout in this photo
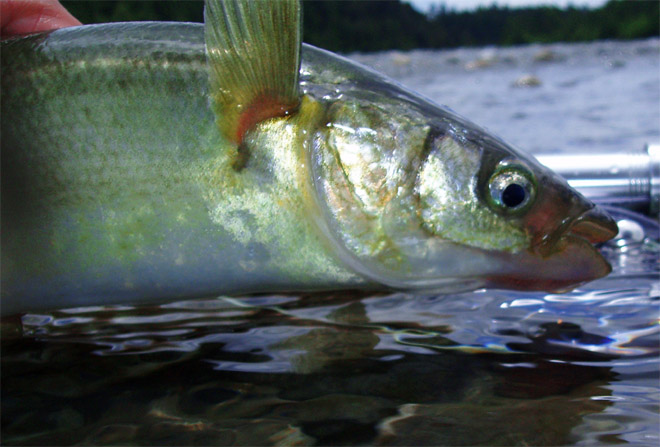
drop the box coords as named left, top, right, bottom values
left=532, top=205, right=618, bottom=258
left=568, top=206, right=619, bottom=244
left=485, top=204, right=618, bottom=292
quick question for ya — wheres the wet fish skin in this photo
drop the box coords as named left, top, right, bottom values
left=1, top=20, right=617, bottom=316
left=1, top=23, right=372, bottom=316
left=302, top=51, right=617, bottom=291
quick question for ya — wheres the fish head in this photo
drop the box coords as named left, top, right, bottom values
left=415, top=129, right=619, bottom=292
left=306, top=55, right=617, bottom=293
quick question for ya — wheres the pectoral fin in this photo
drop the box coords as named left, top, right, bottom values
left=205, top=0, right=302, bottom=144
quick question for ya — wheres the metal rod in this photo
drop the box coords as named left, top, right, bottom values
left=536, top=143, right=660, bottom=217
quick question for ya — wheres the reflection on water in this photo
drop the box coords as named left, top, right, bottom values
left=2, top=207, right=658, bottom=446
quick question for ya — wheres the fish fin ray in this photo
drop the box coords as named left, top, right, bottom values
left=205, top=0, right=302, bottom=144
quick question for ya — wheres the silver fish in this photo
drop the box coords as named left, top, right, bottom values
left=0, top=0, right=617, bottom=316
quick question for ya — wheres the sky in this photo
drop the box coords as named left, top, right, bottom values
left=405, top=0, right=609, bottom=13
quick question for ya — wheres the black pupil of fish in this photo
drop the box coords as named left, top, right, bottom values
left=501, top=183, right=526, bottom=208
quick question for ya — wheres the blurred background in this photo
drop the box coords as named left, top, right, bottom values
left=61, top=0, right=658, bottom=52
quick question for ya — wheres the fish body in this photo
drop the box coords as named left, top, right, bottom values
left=1, top=23, right=368, bottom=315
left=1, top=1, right=617, bottom=316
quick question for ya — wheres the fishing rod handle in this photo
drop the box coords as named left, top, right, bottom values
left=536, top=143, right=660, bottom=216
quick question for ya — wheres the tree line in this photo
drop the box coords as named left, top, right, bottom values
left=61, top=0, right=659, bottom=52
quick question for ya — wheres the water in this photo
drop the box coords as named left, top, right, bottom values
left=2, top=39, right=659, bottom=445
left=352, top=38, right=660, bottom=155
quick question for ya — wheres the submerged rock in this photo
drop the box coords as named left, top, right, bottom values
left=534, top=48, right=563, bottom=62
left=512, top=74, right=542, bottom=87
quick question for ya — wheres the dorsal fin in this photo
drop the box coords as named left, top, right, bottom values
left=205, top=0, right=302, bottom=144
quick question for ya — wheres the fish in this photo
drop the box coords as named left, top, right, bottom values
left=0, top=0, right=618, bottom=316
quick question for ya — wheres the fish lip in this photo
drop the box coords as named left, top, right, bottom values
left=486, top=206, right=617, bottom=292
left=533, top=206, right=618, bottom=257
left=569, top=206, right=619, bottom=244
left=485, top=232, right=613, bottom=293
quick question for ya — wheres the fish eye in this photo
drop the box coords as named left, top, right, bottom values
left=487, top=162, right=536, bottom=214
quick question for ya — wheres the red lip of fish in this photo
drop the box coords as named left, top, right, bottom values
left=531, top=206, right=619, bottom=258
left=485, top=206, right=619, bottom=292
left=566, top=206, right=619, bottom=244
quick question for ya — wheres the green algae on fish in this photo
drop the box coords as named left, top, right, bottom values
left=0, top=0, right=617, bottom=316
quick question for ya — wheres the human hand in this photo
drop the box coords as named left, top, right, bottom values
left=1, top=0, right=81, bottom=38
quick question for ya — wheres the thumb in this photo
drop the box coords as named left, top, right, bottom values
left=1, top=0, right=81, bottom=38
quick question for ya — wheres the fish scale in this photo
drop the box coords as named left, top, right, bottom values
left=0, top=0, right=617, bottom=316
left=1, top=23, right=370, bottom=316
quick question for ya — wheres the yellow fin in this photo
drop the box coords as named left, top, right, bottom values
left=205, top=0, right=302, bottom=144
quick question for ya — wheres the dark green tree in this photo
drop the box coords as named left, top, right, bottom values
left=60, top=0, right=659, bottom=52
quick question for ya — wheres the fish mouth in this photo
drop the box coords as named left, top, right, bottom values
left=486, top=206, right=618, bottom=292
left=534, top=206, right=619, bottom=258
left=568, top=206, right=619, bottom=244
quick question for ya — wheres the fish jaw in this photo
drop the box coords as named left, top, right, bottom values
left=486, top=205, right=618, bottom=292
left=568, top=206, right=619, bottom=245
left=522, top=176, right=618, bottom=258
left=485, top=236, right=612, bottom=292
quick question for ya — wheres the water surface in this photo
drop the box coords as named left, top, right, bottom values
left=352, top=38, right=659, bottom=154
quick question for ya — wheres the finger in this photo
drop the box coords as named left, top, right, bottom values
left=1, top=0, right=81, bottom=38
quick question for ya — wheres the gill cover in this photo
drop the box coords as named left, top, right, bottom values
left=309, top=95, right=504, bottom=292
